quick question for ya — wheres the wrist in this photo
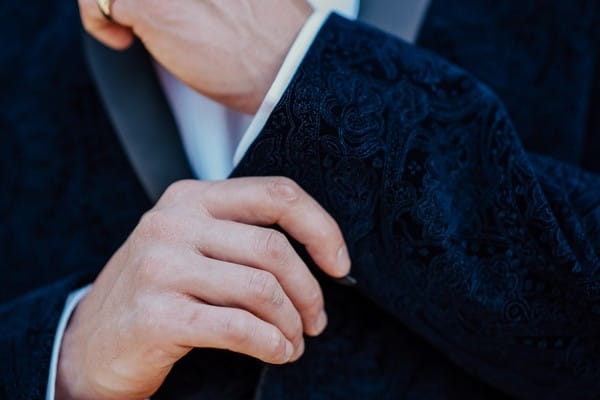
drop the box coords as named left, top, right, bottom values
left=55, top=307, right=86, bottom=400
left=232, top=1, right=313, bottom=114
left=55, top=295, right=107, bottom=400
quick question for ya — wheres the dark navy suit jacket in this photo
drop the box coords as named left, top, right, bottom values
left=1, top=1, right=599, bottom=399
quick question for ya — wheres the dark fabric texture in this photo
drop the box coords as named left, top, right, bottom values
left=417, top=0, right=600, bottom=170
left=230, top=12, right=600, bottom=400
left=0, top=2, right=149, bottom=398
left=2, top=0, right=600, bottom=399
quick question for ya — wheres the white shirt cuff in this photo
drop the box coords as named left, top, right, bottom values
left=46, top=285, right=92, bottom=400
left=232, top=10, right=332, bottom=166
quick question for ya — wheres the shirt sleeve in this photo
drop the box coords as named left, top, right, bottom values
left=233, top=10, right=333, bottom=166
left=46, top=285, right=91, bottom=400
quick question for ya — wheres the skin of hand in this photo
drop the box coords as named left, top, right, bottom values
left=56, top=178, right=351, bottom=400
left=78, top=0, right=313, bottom=114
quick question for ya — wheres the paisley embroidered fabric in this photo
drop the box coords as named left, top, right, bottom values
left=2, top=1, right=599, bottom=398
left=418, top=0, right=600, bottom=172
left=231, top=14, right=600, bottom=399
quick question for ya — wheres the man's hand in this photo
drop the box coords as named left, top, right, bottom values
left=56, top=178, right=350, bottom=400
left=78, top=0, right=313, bottom=113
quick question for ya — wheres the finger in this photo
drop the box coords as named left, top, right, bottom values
left=173, top=256, right=304, bottom=349
left=173, top=303, right=295, bottom=365
left=79, top=0, right=134, bottom=50
left=199, top=177, right=351, bottom=278
left=196, top=220, right=327, bottom=336
left=88, top=23, right=135, bottom=50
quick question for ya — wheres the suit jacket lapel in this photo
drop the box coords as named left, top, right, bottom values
left=359, top=0, right=431, bottom=41
left=83, top=34, right=194, bottom=202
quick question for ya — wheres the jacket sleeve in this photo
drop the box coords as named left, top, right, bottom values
left=231, top=14, right=600, bottom=399
left=0, top=273, right=92, bottom=399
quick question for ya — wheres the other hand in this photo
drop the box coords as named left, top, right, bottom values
left=78, top=0, right=313, bottom=113
left=56, top=177, right=350, bottom=400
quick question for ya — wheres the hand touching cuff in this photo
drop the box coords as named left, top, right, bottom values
left=56, top=178, right=350, bottom=400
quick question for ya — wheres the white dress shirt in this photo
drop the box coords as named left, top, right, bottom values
left=46, top=0, right=432, bottom=396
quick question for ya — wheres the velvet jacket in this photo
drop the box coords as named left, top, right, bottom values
left=1, top=1, right=599, bottom=399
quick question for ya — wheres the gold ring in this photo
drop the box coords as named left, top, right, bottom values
left=97, top=0, right=113, bottom=20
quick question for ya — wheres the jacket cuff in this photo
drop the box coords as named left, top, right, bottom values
left=233, top=10, right=334, bottom=165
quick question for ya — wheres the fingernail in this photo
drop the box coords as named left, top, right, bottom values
left=291, top=339, right=305, bottom=362
left=337, top=246, right=351, bottom=274
left=314, top=310, right=328, bottom=335
left=284, top=340, right=294, bottom=361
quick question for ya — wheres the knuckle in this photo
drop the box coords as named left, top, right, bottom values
left=266, top=177, right=301, bottom=205
left=137, top=209, right=189, bottom=243
left=223, top=313, right=254, bottom=347
left=138, top=210, right=170, bottom=238
left=161, top=180, right=197, bottom=202
left=269, top=288, right=286, bottom=307
left=287, top=314, right=304, bottom=343
left=259, top=230, right=290, bottom=263
left=247, top=270, right=283, bottom=306
left=302, top=285, right=324, bottom=316
left=183, top=307, right=205, bottom=329
left=266, top=329, right=287, bottom=359
left=159, top=180, right=212, bottom=217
